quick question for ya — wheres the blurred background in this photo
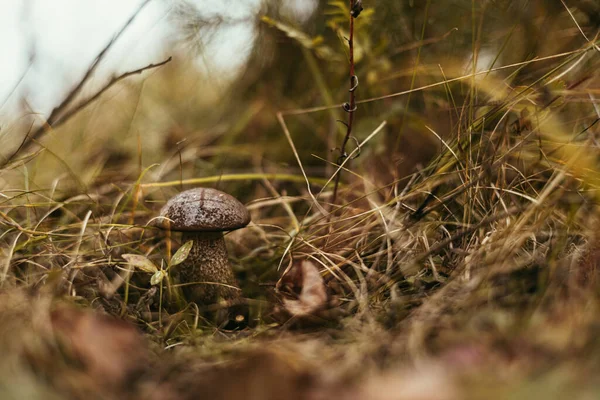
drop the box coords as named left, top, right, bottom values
left=2, top=0, right=599, bottom=196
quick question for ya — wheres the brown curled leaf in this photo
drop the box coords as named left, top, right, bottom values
left=279, top=260, right=328, bottom=316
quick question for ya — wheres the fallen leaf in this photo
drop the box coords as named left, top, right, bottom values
left=280, top=260, right=327, bottom=316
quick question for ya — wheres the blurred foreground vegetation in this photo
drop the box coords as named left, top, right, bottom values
left=1, top=0, right=600, bottom=398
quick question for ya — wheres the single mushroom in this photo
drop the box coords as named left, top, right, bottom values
left=155, top=187, right=250, bottom=308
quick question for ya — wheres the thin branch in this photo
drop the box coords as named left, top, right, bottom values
left=55, top=57, right=172, bottom=128
left=331, top=0, right=359, bottom=207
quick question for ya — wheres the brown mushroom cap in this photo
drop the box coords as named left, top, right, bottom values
left=156, top=188, right=250, bottom=232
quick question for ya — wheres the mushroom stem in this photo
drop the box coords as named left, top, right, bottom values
left=179, top=232, right=241, bottom=305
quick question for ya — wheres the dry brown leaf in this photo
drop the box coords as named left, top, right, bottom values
left=280, top=260, right=328, bottom=316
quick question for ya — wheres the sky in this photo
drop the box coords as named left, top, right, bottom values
left=0, top=0, right=315, bottom=123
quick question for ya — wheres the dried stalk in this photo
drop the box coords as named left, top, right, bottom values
left=330, top=0, right=362, bottom=207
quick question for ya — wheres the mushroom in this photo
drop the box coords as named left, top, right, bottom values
left=155, top=188, right=250, bottom=308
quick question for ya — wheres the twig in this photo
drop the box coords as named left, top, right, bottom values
left=55, top=57, right=172, bottom=129
left=1, top=0, right=156, bottom=167
left=331, top=0, right=360, bottom=207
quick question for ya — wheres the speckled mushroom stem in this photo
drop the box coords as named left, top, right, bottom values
left=179, top=231, right=241, bottom=305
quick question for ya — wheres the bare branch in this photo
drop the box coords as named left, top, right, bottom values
left=331, top=0, right=359, bottom=207
left=55, top=56, right=172, bottom=128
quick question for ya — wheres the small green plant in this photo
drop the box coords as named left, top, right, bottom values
left=123, top=240, right=193, bottom=287
left=122, top=241, right=194, bottom=318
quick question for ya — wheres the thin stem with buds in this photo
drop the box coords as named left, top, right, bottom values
left=331, top=0, right=360, bottom=208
